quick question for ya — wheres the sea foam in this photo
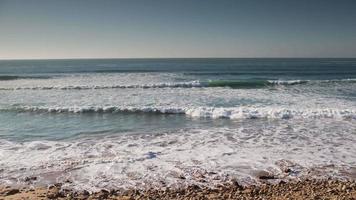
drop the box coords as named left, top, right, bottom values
left=0, top=119, right=355, bottom=191
left=4, top=105, right=356, bottom=120
left=1, top=78, right=355, bottom=90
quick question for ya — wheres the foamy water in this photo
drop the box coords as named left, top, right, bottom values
left=0, top=119, right=355, bottom=191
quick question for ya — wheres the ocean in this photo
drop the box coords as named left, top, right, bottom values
left=0, top=58, right=355, bottom=191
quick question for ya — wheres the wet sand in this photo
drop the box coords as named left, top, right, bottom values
left=1, top=179, right=355, bottom=200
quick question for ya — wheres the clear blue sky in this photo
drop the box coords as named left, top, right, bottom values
left=0, top=0, right=356, bottom=59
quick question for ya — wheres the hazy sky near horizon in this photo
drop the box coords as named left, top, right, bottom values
left=0, top=0, right=356, bottom=59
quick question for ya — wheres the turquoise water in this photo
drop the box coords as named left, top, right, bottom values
left=0, top=58, right=355, bottom=190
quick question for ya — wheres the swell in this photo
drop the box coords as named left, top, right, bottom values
left=2, top=106, right=355, bottom=120
left=0, top=75, right=51, bottom=81
left=0, top=79, right=355, bottom=90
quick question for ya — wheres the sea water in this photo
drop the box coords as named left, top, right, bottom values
left=0, top=58, right=355, bottom=190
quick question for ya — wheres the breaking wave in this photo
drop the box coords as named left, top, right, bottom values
left=1, top=78, right=355, bottom=90
left=3, top=106, right=356, bottom=120
left=0, top=81, right=203, bottom=90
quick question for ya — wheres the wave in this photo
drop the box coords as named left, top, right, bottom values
left=0, top=75, right=51, bottom=81
left=266, top=79, right=356, bottom=86
left=207, top=80, right=309, bottom=88
left=2, top=124, right=355, bottom=191
left=0, top=81, right=204, bottom=90
left=0, top=79, right=355, bottom=90
left=3, top=106, right=355, bottom=120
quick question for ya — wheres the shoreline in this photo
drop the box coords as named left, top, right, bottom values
left=1, top=179, right=355, bottom=199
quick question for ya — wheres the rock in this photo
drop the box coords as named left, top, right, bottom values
left=82, top=190, right=90, bottom=196
left=5, top=188, right=20, bottom=196
left=24, top=176, right=37, bottom=182
left=100, top=189, right=109, bottom=193
left=341, top=185, right=347, bottom=191
left=255, top=170, right=276, bottom=180
left=46, top=192, right=59, bottom=199
left=48, top=185, right=56, bottom=190
left=242, top=188, right=252, bottom=194
left=179, top=174, right=186, bottom=179
left=47, top=186, right=61, bottom=199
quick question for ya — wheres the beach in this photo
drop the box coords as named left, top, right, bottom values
left=1, top=179, right=356, bottom=199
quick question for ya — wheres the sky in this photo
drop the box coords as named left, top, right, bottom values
left=0, top=0, right=356, bottom=59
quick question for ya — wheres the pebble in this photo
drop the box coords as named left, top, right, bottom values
left=5, top=189, right=20, bottom=196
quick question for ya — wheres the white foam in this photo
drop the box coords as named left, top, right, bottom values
left=0, top=119, right=355, bottom=191
left=6, top=105, right=356, bottom=120
left=1, top=73, right=355, bottom=90
left=0, top=81, right=203, bottom=90
left=185, top=107, right=356, bottom=119
left=268, top=80, right=308, bottom=85
left=268, top=78, right=356, bottom=85
left=0, top=73, right=201, bottom=90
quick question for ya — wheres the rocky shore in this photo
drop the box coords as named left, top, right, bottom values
left=1, top=179, right=355, bottom=200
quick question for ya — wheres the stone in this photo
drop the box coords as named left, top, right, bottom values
left=255, top=170, right=276, bottom=180
left=5, top=189, right=20, bottom=196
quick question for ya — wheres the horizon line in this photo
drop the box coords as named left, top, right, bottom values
left=1, top=57, right=356, bottom=61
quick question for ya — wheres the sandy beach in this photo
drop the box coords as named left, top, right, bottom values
left=1, top=179, right=355, bottom=200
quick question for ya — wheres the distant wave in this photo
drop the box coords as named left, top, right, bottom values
left=184, top=72, right=356, bottom=76
left=3, top=106, right=355, bottom=120
left=207, top=80, right=309, bottom=88
left=0, top=81, right=203, bottom=90
left=0, top=75, right=51, bottom=81
left=0, top=79, right=355, bottom=90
